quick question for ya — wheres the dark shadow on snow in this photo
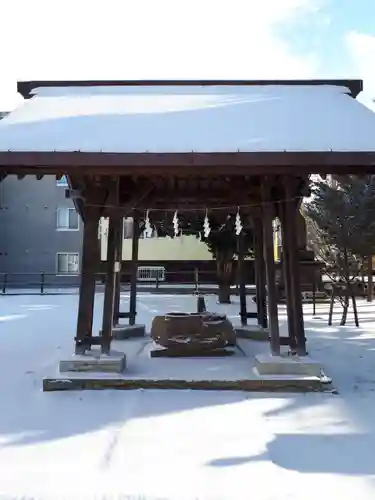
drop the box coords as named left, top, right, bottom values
left=207, top=432, right=375, bottom=475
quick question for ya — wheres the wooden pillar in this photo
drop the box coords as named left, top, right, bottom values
left=101, top=212, right=122, bottom=354
left=280, top=204, right=298, bottom=352
left=254, top=218, right=268, bottom=329
left=129, top=211, right=140, bottom=326
left=238, top=234, right=247, bottom=325
left=367, top=255, right=373, bottom=302
left=261, top=181, right=280, bottom=355
left=75, top=211, right=99, bottom=355
left=113, top=217, right=124, bottom=326
left=283, top=177, right=306, bottom=355
left=113, top=272, right=121, bottom=327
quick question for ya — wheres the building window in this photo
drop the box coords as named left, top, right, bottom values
left=56, top=253, right=79, bottom=275
left=56, top=207, right=79, bottom=231
left=56, top=175, right=68, bottom=187
left=123, top=217, right=132, bottom=239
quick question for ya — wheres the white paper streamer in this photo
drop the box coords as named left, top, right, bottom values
left=172, top=211, right=179, bottom=237
left=235, top=209, right=243, bottom=235
left=203, top=211, right=211, bottom=238
left=144, top=210, right=153, bottom=238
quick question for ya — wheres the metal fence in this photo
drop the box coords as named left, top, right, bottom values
left=0, top=269, right=227, bottom=295
left=0, top=268, right=257, bottom=296
left=1, top=272, right=81, bottom=295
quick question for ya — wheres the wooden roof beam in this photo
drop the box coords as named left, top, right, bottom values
left=17, top=79, right=363, bottom=98
left=1, top=151, right=375, bottom=174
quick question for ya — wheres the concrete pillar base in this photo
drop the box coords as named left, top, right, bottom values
left=255, top=353, right=323, bottom=377
left=59, top=349, right=126, bottom=373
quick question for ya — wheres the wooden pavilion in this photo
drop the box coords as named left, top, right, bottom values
left=1, top=79, right=375, bottom=389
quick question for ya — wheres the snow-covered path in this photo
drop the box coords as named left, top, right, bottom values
left=0, top=293, right=375, bottom=499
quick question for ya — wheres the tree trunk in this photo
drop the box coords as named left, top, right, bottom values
left=360, top=258, right=366, bottom=284
left=340, top=290, right=349, bottom=326
left=341, top=246, right=350, bottom=326
left=351, top=288, right=359, bottom=327
left=216, top=257, right=233, bottom=304
left=367, top=255, right=373, bottom=302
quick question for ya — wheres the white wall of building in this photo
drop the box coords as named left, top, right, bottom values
left=99, top=218, right=213, bottom=261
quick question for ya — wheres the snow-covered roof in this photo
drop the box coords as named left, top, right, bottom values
left=0, top=83, right=375, bottom=153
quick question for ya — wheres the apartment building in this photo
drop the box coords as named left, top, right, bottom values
left=0, top=175, right=83, bottom=287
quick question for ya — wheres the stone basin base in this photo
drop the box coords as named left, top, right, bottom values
left=150, top=312, right=237, bottom=349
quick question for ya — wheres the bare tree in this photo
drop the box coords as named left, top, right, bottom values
left=303, top=175, right=375, bottom=325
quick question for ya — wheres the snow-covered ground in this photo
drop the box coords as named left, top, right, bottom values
left=0, top=292, right=375, bottom=500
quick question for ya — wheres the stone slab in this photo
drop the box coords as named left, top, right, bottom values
left=44, top=338, right=331, bottom=393
left=111, top=324, right=146, bottom=340
left=235, top=325, right=269, bottom=341
left=150, top=346, right=236, bottom=357
left=43, top=376, right=332, bottom=393
left=255, top=353, right=323, bottom=377
left=59, top=349, right=126, bottom=373
left=236, top=327, right=293, bottom=346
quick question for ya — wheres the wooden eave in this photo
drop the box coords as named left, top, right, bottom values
left=0, top=151, right=375, bottom=178
left=17, top=78, right=363, bottom=98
